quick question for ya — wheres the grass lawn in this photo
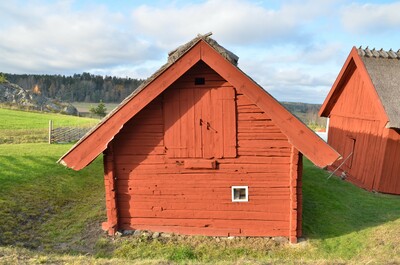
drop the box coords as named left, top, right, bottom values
left=0, top=143, right=399, bottom=264
left=0, top=143, right=105, bottom=252
left=0, top=108, right=98, bottom=143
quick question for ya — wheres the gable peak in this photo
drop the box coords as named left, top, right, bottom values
left=168, top=33, right=239, bottom=66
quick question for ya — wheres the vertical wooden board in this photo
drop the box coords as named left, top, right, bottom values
left=202, top=88, right=214, bottom=158
left=164, top=87, right=185, bottom=157
left=343, top=136, right=355, bottom=170
left=185, top=88, right=196, bottom=157
left=103, top=146, right=118, bottom=235
left=296, top=153, right=303, bottom=237
left=194, top=88, right=204, bottom=157
left=163, top=88, right=177, bottom=157
left=222, top=86, right=237, bottom=158
left=289, top=146, right=299, bottom=242
left=212, top=87, right=223, bottom=158
left=380, top=129, right=400, bottom=194
left=391, top=134, right=400, bottom=194
left=330, top=66, right=382, bottom=121
left=179, top=88, right=190, bottom=157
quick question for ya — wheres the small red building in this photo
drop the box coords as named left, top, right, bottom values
left=320, top=47, right=400, bottom=195
left=59, top=34, right=339, bottom=243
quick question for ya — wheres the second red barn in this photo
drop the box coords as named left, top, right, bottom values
left=320, top=47, right=400, bottom=195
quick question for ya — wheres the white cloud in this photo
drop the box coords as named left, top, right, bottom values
left=341, top=2, right=400, bottom=33
left=0, top=1, right=161, bottom=74
left=0, top=0, right=348, bottom=103
left=234, top=41, right=342, bottom=103
left=131, top=0, right=336, bottom=48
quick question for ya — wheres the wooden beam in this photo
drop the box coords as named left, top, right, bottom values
left=289, top=146, right=300, bottom=243
left=199, top=41, right=340, bottom=167
left=184, top=159, right=217, bottom=169
left=102, top=144, right=118, bottom=235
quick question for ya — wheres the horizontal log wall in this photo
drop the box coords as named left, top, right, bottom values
left=111, top=63, right=296, bottom=238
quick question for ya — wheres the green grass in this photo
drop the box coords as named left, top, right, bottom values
left=0, top=108, right=98, bottom=143
left=302, top=161, right=400, bottom=261
left=0, top=143, right=399, bottom=264
left=0, top=143, right=105, bottom=251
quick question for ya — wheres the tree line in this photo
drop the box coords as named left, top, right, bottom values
left=3, top=72, right=144, bottom=103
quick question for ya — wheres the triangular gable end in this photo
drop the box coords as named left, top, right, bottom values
left=60, top=36, right=340, bottom=170
left=319, top=47, right=388, bottom=123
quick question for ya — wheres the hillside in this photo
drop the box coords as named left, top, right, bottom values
left=4, top=72, right=143, bottom=103
left=281, top=101, right=326, bottom=129
left=0, top=81, right=78, bottom=115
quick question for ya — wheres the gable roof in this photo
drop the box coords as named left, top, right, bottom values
left=59, top=33, right=340, bottom=170
left=320, top=46, right=400, bottom=128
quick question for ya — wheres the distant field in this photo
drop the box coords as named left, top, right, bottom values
left=0, top=108, right=98, bottom=143
left=72, top=102, right=120, bottom=114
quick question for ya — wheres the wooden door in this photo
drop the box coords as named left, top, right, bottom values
left=164, top=86, right=236, bottom=159
left=343, top=136, right=356, bottom=171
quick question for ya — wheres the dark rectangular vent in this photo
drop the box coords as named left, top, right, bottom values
left=195, top=77, right=205, bottom=85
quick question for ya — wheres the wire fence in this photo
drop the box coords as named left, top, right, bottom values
left=49, top=125, right=92, bottom=144
left=0, top=120, right=96, bottom=144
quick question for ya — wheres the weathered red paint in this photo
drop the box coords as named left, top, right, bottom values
left=320, top=47, right=400, bottom=195
left=59, top=37, right=341, bottom=242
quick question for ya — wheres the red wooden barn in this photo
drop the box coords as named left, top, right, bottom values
left=59, top=34, right=340, bottom=243
left=320, top=47, right=400, bottom=195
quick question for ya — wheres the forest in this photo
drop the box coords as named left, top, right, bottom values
left=2, top=72, right=324, bottom=127
left=4, top=72, right=143, bottom=103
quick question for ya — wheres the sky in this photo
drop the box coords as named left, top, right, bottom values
left=1, top=0, right=400, bottom=103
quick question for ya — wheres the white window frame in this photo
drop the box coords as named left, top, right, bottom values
left=231, top=186, right=248, bottom=202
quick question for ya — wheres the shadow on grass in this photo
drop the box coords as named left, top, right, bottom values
left=302, top=158, right=400, bottom=240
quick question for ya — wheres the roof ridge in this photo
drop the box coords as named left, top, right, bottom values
left=168, top=33, right=239, bottom=66
left=357, top=46, right=400, bottom=59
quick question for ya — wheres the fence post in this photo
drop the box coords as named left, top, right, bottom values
left=48, top=120, right=53, bottom=144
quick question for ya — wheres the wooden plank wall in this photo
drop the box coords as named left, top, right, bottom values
left=327, top=67, right=389, bottom=191
left=380, top=128, right=400, bottom=194
left=111, top=62, right=297, bottom=239
left=163, top=62, right=236, bottom=159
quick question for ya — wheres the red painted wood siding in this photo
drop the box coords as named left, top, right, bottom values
left=102, top=146, right=118, bottom=235
left=380, top=129, right=400, bottom=194
left=110, top=62, right=300, bottom=239
left=164, top=62, right=236, bottom=159
left=327, top=65, right=400, bottom=194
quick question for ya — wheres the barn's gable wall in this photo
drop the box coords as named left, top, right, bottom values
left=326, top=62, right=398, bottom=193
left=329, top=64, right=383, bottom=121
left=108, top=62, right=301, bottom=239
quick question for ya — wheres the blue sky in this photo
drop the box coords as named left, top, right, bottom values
left=1, top=0, right=400, bottom=103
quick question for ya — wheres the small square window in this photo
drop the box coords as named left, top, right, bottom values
left=232, top=186, right=248, bottom=202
